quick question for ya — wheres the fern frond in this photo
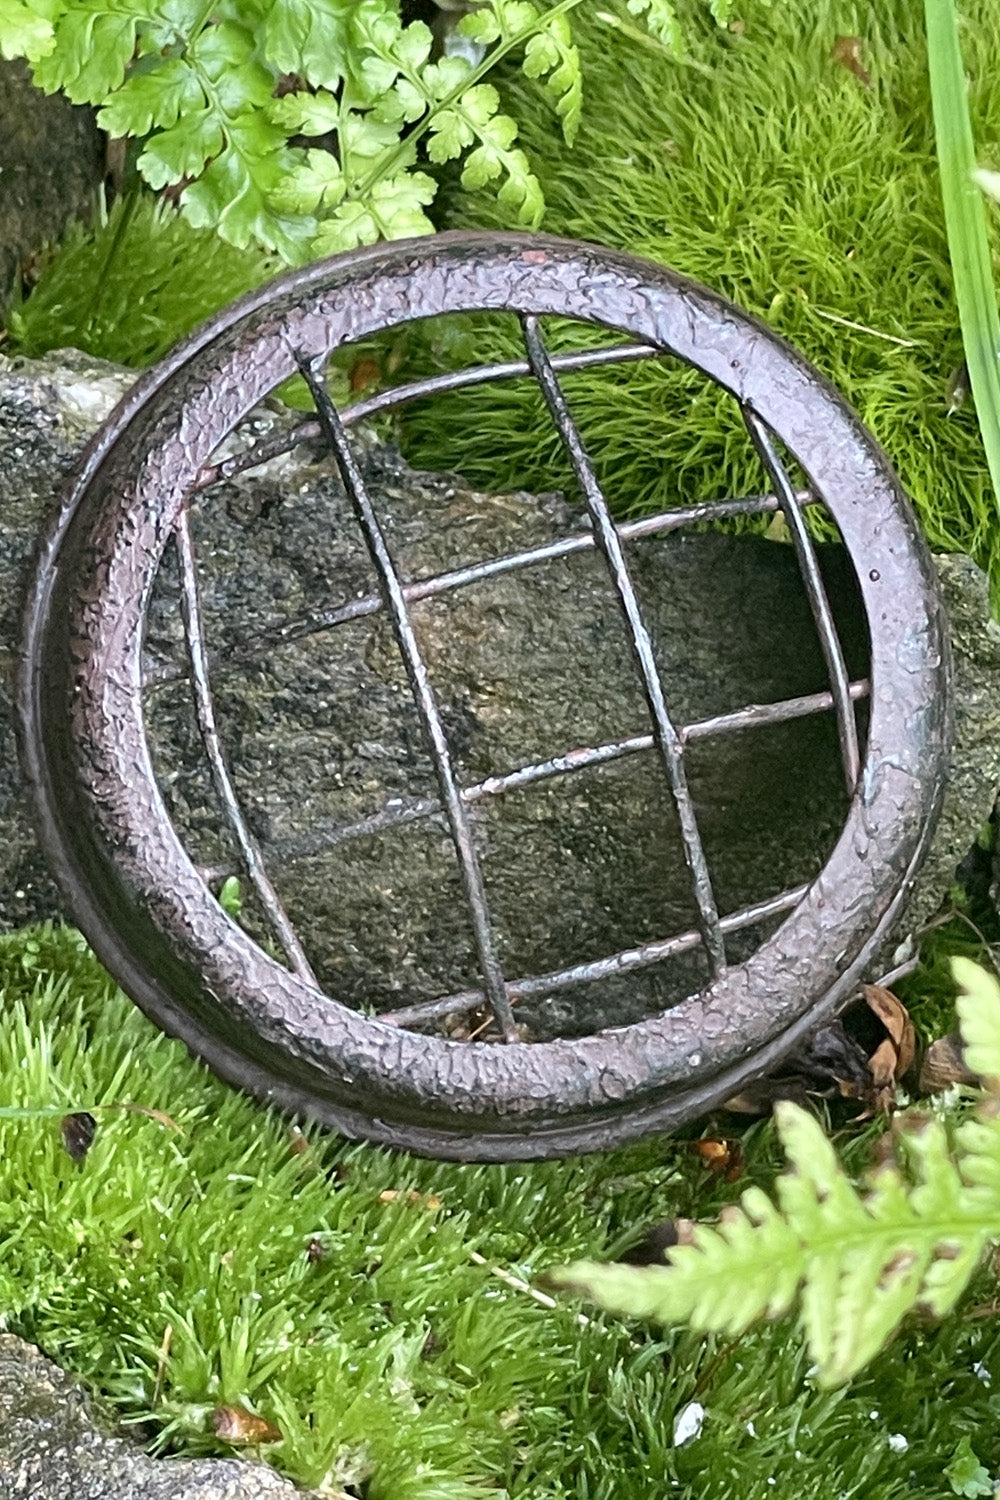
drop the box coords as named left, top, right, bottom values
left=553, top=963, right=1000, bottom=1387
left=626, top=0, right=683, bottom=53
left=522, top=10, right=582, bottom=145
left=954, top=957, right=1000, bottom=1086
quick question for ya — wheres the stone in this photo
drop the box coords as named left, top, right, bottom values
left=0, top=1334, right=307, bottom=1500
left=0, top=348, right=997, bottom=1037
left=0, top=61, right=104, bottom=312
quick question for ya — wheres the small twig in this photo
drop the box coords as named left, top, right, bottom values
left=807, top=305, right=917, bottom=348
left=963, top=1301, right=1000, bottom=1321
left=152, top=1322, right=173, bottom=1406
left=469, top=1251, right=593, bottom=1329
left=875, top=955, right=922, bottom=990
left=918, top=905, right=1000, bottom=982
left=469, top=1250, right=653, bottom=1355
left=693, top=1335, right=742, bottom=1396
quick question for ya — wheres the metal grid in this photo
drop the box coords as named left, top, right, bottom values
left=21, top=232, right=947, bottom=1158
left=161, top=317, right=868, bottom=1045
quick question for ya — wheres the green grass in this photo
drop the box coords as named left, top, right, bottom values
left=4, top=921, right=1000, bottom=1498
left=925, top=0, right=1000, bottom=522
left=392, top=0, right=1000, bottom=592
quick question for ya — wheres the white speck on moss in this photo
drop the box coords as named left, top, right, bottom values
left=672, top=1402, right=705, bottom=1447
left=888, top=1434, right=909, bottom=1453
left=974, top=1362, right=992, bottom=1385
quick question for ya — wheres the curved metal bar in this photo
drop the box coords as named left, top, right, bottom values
left=383, top=882, right=809, bottom=1029
left=295, top=352, right=519, bottom=1043
left=174, top=507, right=319, bottom=986
left=521, top=313, right=728, bottom=978
left=143, top=487, right=819, bottom=690
left=196, top=339, right=658, bottom=489
left=742, top=406, right=861, bottom=794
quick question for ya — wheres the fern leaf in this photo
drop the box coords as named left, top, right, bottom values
left=954, top=957, right=1000, bottom=1086
left=551, top=1005, right=1000, bottom=1388
left=626, top=0, right=684, bottom=54
left=523, top=11, right=582, bottom=145
left=33, top=3, right=144, bottom=101
left=0, top=0, right=56, bottom=62
left=262, top=0, right=354, bottom=93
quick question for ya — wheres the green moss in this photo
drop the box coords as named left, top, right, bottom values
left=5, top=194, right=275, bottom=369
left=3, top=922, right=1000, bottom=1497
left=396, top=0, right=1000, bottom=588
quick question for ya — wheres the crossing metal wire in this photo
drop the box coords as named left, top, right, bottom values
left=162, top=318, right=868, bottom=1046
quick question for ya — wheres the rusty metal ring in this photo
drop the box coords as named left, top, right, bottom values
left=18, top=232, right=950, bottom=1159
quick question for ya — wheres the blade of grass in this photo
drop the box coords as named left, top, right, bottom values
left=925, top=0, right=1000, bottom=517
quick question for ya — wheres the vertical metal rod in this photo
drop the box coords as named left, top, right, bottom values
left=295, top=352, right=519, bottom=1043
left=174, top=506, right=320, bottom=986
left=520, top=314, right=727, bottom=979
left=741, top=405, right=861, bottom=794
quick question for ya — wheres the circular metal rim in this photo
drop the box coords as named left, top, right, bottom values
left=18, top=232, right=951, bottom=1159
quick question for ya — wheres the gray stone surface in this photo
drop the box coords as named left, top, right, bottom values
left=0, top=349, right=997, bottom=1036
left=0, top=60, right=104, bottom=311
left=0, top=1334, right=306, bottom=1500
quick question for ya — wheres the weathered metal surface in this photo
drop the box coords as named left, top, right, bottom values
left=17, top=234, right=952, bottom=1159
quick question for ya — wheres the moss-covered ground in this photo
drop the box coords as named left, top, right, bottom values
left=3, top=922, right=1000, bottom=1500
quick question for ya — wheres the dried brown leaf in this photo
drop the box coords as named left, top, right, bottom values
left=862, top=984, right=916, bottom=1079
left=868, top=1037, right=898, bottom=1099
left=211, top=1404, right=282, bottom=1445
left=831, top=34, right=871, bottom=87
left=690, top=1138, right=745, bottom=1182
left=920, top=1032, right=980, bottom=1094
left=852, top=1056, right=897, bottom=1119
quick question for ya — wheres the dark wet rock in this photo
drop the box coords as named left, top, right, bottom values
left=0, top=349, right=997, bottom=1036
left=0, top=60, right=104, bottom=311
left=0, top=1334, right=306, bottom=1500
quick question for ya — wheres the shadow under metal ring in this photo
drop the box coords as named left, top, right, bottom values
left=18, top=233, right=951, bottom=1160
